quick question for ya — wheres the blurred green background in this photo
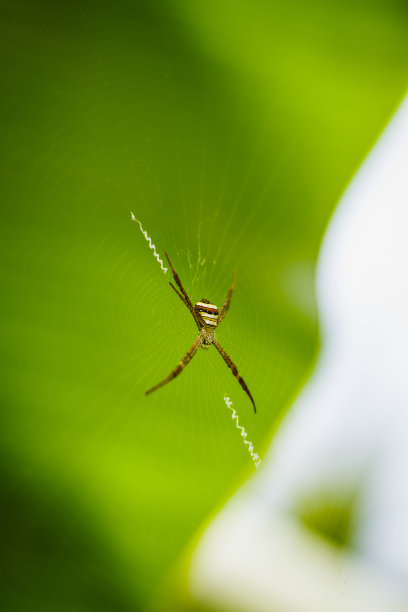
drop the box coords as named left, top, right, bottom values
left=0, top=0, right=407, bottom=610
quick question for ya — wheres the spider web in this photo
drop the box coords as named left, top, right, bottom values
left=1, top=1, right=407, bottom=611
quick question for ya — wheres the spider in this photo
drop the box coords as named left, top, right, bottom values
left=145, top=250, right=256, bottom=412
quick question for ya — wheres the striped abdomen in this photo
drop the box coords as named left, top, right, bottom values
left=196, top=301, right=219, bottom=327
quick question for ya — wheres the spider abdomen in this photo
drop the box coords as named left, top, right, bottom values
left=196, top=300, right=219, bottom=328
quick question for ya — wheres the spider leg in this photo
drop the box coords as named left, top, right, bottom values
left=212, top=337, right=256, bottom=413
left=164, top=249, right=203, bottom=329
left=145, top=333, right=204, bottom=396
left=169, top=282, right=201, bottom=331
left=164, top=248, right=194, bottom=308
left=218, top=270, right=236, bottom=325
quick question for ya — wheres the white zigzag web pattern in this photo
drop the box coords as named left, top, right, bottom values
left=224, top=395, right=262, bottom=469
left=131, top=212, right=167, bottom=274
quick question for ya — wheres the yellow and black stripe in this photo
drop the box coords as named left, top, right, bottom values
left=195, top=301, right=219, bottom=327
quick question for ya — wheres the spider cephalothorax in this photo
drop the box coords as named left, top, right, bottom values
left=145, top=250, right=256, bottom=412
